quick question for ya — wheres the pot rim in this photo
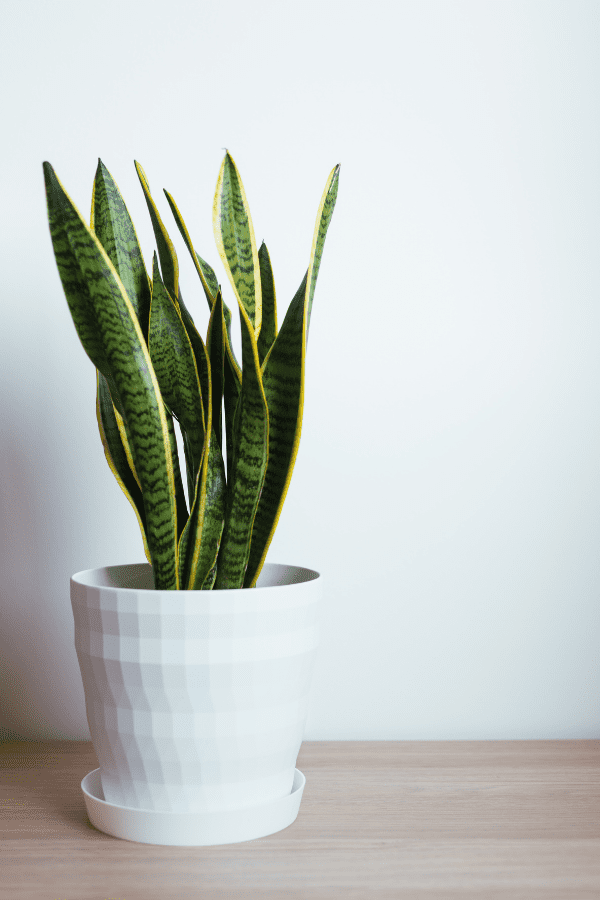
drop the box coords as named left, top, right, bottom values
left=71, top=561, right=321, bottom=595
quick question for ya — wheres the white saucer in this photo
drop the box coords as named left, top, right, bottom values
left=81, top=768, right=306, bottom=846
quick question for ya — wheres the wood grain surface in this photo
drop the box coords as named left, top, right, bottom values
left=0, top=739, right=598, bottom=899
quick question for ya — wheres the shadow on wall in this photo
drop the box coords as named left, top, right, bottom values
left=0, top=399, right=89, bottom=740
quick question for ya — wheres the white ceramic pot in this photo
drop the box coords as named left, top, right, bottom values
left=70, top=562, right=321, bottom=843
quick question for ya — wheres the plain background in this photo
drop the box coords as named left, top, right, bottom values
left=0, top=0, right=598, bottom=741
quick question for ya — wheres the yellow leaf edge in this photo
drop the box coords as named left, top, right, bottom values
left=246, top=164, right=339, bottom=587
left=95, top=371, right=152, bottom=565
left=212, top=151, right=263, bottom=340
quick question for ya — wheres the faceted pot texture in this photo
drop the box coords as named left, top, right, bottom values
left=70, top=563, right=321, bottom=813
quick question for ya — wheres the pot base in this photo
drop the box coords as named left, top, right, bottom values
left=81, top=768, right=306, bottom=846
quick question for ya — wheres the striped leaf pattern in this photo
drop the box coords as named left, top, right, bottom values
left=43, top=162, right=179, bottom=590
left=162, top=188, right=242, bottom=489
left=96, top=371, right=151, bottom=564
left=148, top=254, right=205, bottom=480
left=243, top=273, right=307, bottom=588
left=256, top=242, right=277, bottom=365
left=134, top=161, right=179, bottom=300
left=244, top=164, right=340, bottom=587
left=91, top=159, right=151, bottom=340
left=164, top=407, right=190, bottom=540
left=181, top=428, right=226, bottom=590
left=47, top=153, right=339, bottom=590
left=163, top=189, right=241, bottom=379
left=214, top=304, right=268, bottom=589
left=206, top=289, right=225, bottom=451
left=213, top=152, right=262, bottom=337
left=306, top=164, right=340, bottom=336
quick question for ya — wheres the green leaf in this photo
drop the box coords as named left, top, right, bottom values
left=202, top=562, right=218, bottom=589
left=223, top=356, right=241, bottom=488
left=195, top=252, right=219, bottom=299
left=44, top=161, right=179, bottom=590
left=213, top=151, right=262, bottom=337
left=175, top=297, right=212, bottom=440
left=244, top=163, right=340, bottom=588
left=96, top=371, right=151, bottom=565
left=148, top=253, right=206, bottom=481
left=181, top=428, right=226, bottom=589
left=91, top=159, right=152, bottom=341
left=164, top=407, right=190, bottom=540
left=162, top=188, right=242, bottom=488
left=206, top=289, right=225, bottom=452
left=134, top=161, right=179, bottom=301
left=243, top=273, right=306, bottom=589
left=214, top=304, right=268, bottom=589
left=306, top=164, right=340, bottom=337
left=256, top=241, right=277, bottom=366
left=163, top=188, right=241, bottom=378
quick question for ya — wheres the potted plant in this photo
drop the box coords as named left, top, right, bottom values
left=43, top=151, right=339, bottom=845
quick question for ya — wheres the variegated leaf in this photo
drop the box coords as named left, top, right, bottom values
left=162, top=189, right=242, bottom=487
left=213, top=151, right=262, bottom=337
left=214, top=304, right=268, bottom=589
left=91, top=159, right=152, bottom=341
left=206, top=289, right=225, bottom=452
left=163, top=189, right=241, bottom=379
left=180, top=428, right=226, bottom=590
left=256, top=241, right=277, bottom=366
left=96, top=371, right=151, bottom=564
left=135, top=161, right=179, bottom=301
left=306, top=164, right=340, bottom=336
left=165, top=406, right=190, bottom=539
left=244, top=164, right=340, bottom=587
left=43, top=161, right=179, bottom=590
left=148, top=253, right=205, bottom=480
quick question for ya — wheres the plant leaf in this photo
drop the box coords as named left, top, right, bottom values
left=91, top=159, right=152, bottom=341
left=165, top=406, right=190, bottom=539
left=162, top=189, right=242, bottom=487
left=244, top=164, right=340, bottom=588
left=212, top=151, right=262, bottom=338
left=195, top=252, right=219, bottom=298
left=181, top=428, right=226, bottom=589
left=163, top=189, right=241, bottom=378
left=306, top=164, right=340, bottom=336
left=148, top=254, right=205, bottom=481
left=206, top=289, right=225, bottom=452
left=214, top=303, right=268, bottom=589
left=96, top=371, right=151, bottom=565
left=256, top=242, right=277, bottom=366
left=134, top=161, right=179, bottom=301
left=44, top=161, right=179, bottom=590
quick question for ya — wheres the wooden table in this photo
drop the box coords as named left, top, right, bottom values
left=1, top=740, right=598, bottom=899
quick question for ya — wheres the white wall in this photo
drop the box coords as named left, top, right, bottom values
left=1, top=0, right=598, bottom=740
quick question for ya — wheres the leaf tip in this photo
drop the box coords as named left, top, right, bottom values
left=42, top=161, right=59, bottom=196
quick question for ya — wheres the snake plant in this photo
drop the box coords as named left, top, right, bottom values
left=43, top=152, right=339, bottom=590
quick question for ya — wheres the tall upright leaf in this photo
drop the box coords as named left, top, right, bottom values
left=244, top=164, right=340, bottom=588
left=96, top=371, right=151, bottom=564
left=256, top=241, right=277, bottom=365
left=164, top=407, right=190, bottom=540
left=306, top=165, right=340, bottom=337
left=134, top=161, right=179, bottom=302
left=163, top=189, right=242, bottom=485
left=206, top=289, right=225, bottom=452
left=214, top=303, right=268, bottom=589
left=180, top=427, right=226, bottom=590
left=175, top=295, right=226, bottom=590
left=213, top=151, right=262, bottom=338
left=148, top=254, right=206, bottom=481
left=43, top=161, right=179, bottom=590
left=163, top=189, right=241, bottom=380
left=91, top=159, right=152, bottom=340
